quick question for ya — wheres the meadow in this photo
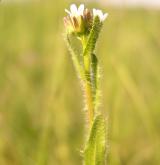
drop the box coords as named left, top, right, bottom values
left=0, top=1, right=160, bottom=165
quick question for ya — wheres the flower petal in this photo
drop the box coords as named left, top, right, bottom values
left=97, top=10, right=103, bottom=20
left=65, top=9, right=71, bottom=15
left=92, top=8, right=108, bottom=22
left=93, top=8, right=97, bottom=16
left=70, top=4, right=78, bottom=16
left=78, top=4, right=84, bottom=16
left=102, top=13, right=108, bottom=21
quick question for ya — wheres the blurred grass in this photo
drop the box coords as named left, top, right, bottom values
left=0, top=1, right=160, bottom=165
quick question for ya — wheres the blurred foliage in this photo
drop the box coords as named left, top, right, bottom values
left=0, top=1, right=160, bottom=165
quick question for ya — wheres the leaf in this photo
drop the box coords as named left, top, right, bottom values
left=91, top=53, right=99, bottom=111
left=91, top=54, right=101, bottom=112
left=83, top=16, right=102, bottom=57
left=91, top=53, right=98, bottom=89
left=65, top=35, right=85, bottom=81
left=84, top=115, right=106, bottom=165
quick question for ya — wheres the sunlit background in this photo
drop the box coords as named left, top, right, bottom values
left=0, top=0, right=160, bottom=164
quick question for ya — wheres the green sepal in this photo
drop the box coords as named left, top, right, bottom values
left=84, top=114, right=106, bottom=165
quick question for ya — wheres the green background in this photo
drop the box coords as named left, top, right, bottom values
left=0, top=0, right=160, bottom=164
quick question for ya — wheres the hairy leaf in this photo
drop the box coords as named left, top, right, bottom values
left=84, top=115, right=106, bottom=165
left=65, top=35, right=85, bottom=81
left=83, top=16, right=102, bottom=57
left=91, top=54, right=99, bottom=111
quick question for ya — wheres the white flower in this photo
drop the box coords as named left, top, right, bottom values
left=65, top=4, right=84, bottom=17
left=93, top=8, right=108, bottom=22
left=64, top=4, right=108, bottom=35
left=64, top=4, right=93, bottom=35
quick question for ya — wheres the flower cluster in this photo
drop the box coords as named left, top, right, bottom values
left=64, top=4, right=108, bottom=36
